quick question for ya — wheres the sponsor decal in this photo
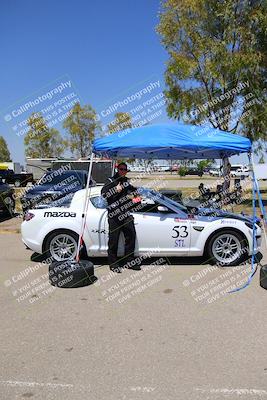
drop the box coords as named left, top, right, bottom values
left=174, top=218, right=186, bottom=222
left=175, top=239, right=185, bottom=247
left=220, top=219, right=237, bottom=224
left=44, top=211, right=76, bottom=217
left=188, top=214, right=195, bottom=219
left=91, top=229, right=107, bottom=234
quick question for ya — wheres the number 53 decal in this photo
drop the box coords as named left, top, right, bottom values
left=172, top=225, right=188, bottom=238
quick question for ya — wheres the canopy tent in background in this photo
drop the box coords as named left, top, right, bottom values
left=77, top=123, right=263, bottom=292
left=93, top=123, right=252, bottom=159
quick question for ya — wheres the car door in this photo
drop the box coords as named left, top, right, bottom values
left=132, top=198, right=191, bottom=256
left=84, top=195, right=108, bottom=254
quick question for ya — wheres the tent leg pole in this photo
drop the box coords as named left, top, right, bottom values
left=111, top=160, right=116, bottom=175
left=76, top=152, right=94, bottom=261
left=251, top=152, right=267, bottom=249
left=248, top=152, right=257, bottom=276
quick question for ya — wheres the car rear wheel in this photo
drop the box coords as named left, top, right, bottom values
left=44, top=230, right=79, bottom=262
left=14, top=179, right=21, bottom=187
left=207, top=230, right=247, bottom=266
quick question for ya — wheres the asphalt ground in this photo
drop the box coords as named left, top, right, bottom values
left=1, top=230, right=267, bottom=400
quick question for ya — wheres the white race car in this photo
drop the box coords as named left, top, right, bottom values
left=21, top=187, right=262, bottom=266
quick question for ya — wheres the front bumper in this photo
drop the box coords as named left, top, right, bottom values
left=248, top=231, right=262, bottom=255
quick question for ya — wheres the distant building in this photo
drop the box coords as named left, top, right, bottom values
left=26, top=157, right=112, bottom=183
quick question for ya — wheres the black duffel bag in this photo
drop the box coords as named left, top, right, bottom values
left=260, top=264, right=267, bottom=290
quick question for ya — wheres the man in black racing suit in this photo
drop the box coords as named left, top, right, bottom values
left=101, top=162, right=141, bottom=273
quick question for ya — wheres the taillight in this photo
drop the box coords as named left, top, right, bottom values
left=24, top=212, right=35, bottom=221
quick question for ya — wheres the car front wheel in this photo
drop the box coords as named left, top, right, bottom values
left=207, top=230, right=247, bottom=266
left=14, top=179, right=21, bottom=187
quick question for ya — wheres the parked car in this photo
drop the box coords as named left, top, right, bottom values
left=21, top=186, right=262, bottom=266
left=0, top=169, right=34, bottom=187
left=209, top=167, right=222, bottom=177
left=0, top=178, right=15, bottom=215
left=20, top=169, right=95, bottom=213
left=169, top=165, right=179, bottom=172
left=184, top=167, right=203, bottom=177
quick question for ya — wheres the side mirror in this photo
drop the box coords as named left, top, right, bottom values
left=157, top=205, right=169, bottom=212
left=141, top=198, right=155, bottom=205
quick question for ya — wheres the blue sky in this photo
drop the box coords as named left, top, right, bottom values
left=0, top=0, right=168, bottom=164
left=0, top=0, right=258, bottom=166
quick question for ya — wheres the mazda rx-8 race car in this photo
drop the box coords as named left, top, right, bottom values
left=21, top=187, right=262, bottom=266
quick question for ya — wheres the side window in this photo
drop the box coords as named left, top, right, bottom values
left=90, top=196, right=108, bottom=209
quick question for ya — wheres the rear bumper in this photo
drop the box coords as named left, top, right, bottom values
left=21, top=236, right=42, bottom=254
left=21, top=222, right=42, bottom=254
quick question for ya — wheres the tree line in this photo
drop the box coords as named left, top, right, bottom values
left=23, top=106, right=132, bottom=159
left=0, top=107, right=132, bottom=161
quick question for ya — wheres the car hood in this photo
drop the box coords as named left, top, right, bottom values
left=24, top=186, right=59, bottom=195
left=196, top=207, right=260, bottom=224
left=24, top=184, right=81, bottom=195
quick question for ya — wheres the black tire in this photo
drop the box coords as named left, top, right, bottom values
left=49, top=259, right=96, bottom=288
left=14, top=179, right=21, bottom=187
left=43, top=229, right=87, bottom=262
left=4, top=196, right=15, bottom=215
left=206, top=229, right=248, bottom=266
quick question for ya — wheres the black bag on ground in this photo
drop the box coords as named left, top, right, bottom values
left=260, top=264, right=267, bottom=290
left=49, top=260, right=96, bottom=288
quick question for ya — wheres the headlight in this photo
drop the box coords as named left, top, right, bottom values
left=245, top=222, right=253, bottom=230
left=245, top=221, right=261, bottom=230
left=256, top=219, right=262, bottom=228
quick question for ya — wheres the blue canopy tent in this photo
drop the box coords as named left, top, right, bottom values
left=92, top=123, right=252, bottom=159
left=77, top=123, right=264, bottom=291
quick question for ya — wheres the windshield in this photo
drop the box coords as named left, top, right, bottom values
left=137, top=187, right=188, bottom=213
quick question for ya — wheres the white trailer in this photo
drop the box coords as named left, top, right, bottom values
left=253, top=163, right=267, bottom=180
